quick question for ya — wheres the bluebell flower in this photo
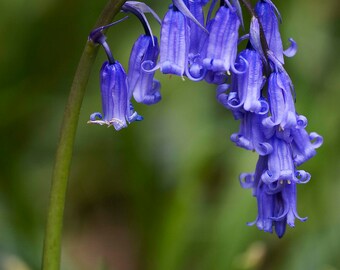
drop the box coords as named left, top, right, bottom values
left=255, top=0, right=283, bottom=63
left=160, top=4, right=190, bottom=76
left=215, top=47, right=268, bottom=115
left=159, top=0, right=207, bottom=78
left=230, top=112, right=273, bottom=155
left=261, top=137, right=311, bottom=185
left=237, top=49, right=264, bottom=113
left=232, top=47, right=267, bottom=113
left=291, top=123, right=323, bottom=166
left=87, top=17, right=142, bottom=130
left=128, top=34, right=161, bottom=105
left=255, top=0, right=298, bottom=63
left=89, top=61, right=141, bottom=130
left=262, top=71, right=297, bottom=134
left=202, top=2, right=241, bottom=73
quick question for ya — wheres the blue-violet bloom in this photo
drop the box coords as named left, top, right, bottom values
left=89, top=61, right=140, bottom=131
left=159, top=0, right=207, bottom=78
left=262, top=71, right=297, bottom=134
left=128, top=34, right=161, bottom=105
left=160, top=4, right=190, bottom=76
left=261, top=137, right=311, bottom=185
left=230, top=112, right=273, bottom=156
left=202, top=2, right=241, bottom=73
left=255, top=0, right=297, bottom=63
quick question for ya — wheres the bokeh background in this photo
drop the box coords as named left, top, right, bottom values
left=1, top=0, right=339, bottom=269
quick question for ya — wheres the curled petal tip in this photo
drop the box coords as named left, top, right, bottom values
left=295, top=170, right=311, bottom=184
left=309, top=132, right=323, bottom=148
left=256, top=142, right=273, bottom=156
left=185, top=64, right=207, bottom=81
left=231, top=56, right=248, bottom=75
left=296, top=115, right=308, bottom=128
left=239, top=173, right=255, bottom=189
left=90, top=112, right=103, bottom=121
left=284, top=38, right=298, bottom=58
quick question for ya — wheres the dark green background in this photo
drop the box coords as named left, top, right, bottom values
left=0, top=0, right=339, bottom=269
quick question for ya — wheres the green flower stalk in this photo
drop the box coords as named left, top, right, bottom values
left=41, top=1, right=127, bottom=269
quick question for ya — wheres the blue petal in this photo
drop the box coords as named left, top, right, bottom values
left=88, top=61, right=136, bottom=131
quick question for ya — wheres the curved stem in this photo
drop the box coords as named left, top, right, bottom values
left=41, top=1, right=127, bottom=269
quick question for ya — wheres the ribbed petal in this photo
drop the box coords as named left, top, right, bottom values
left=202, top=5, right=240, bottom=72
left=262, top=137, right=295, bottom=183
left=160, top=6, right=190, bottom=76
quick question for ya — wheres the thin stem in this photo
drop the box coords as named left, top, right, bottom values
left=101, top=40, right=116, bottom=64
left=41, top=1, right=127, bottom=270
left=122, top=5, right=151, bottom=36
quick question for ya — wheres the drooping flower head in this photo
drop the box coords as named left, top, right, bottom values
left=123, top=2, right=162, bottom=105
left=240, top=153, right=309, bottom=238
left=87, top=17, right=142, bottom=130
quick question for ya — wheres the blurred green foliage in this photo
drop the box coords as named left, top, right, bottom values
left=0, top=0, right=339, bottom=269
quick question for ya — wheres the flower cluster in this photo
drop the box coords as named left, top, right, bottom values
left=88, top=0, right=323, bottom=237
